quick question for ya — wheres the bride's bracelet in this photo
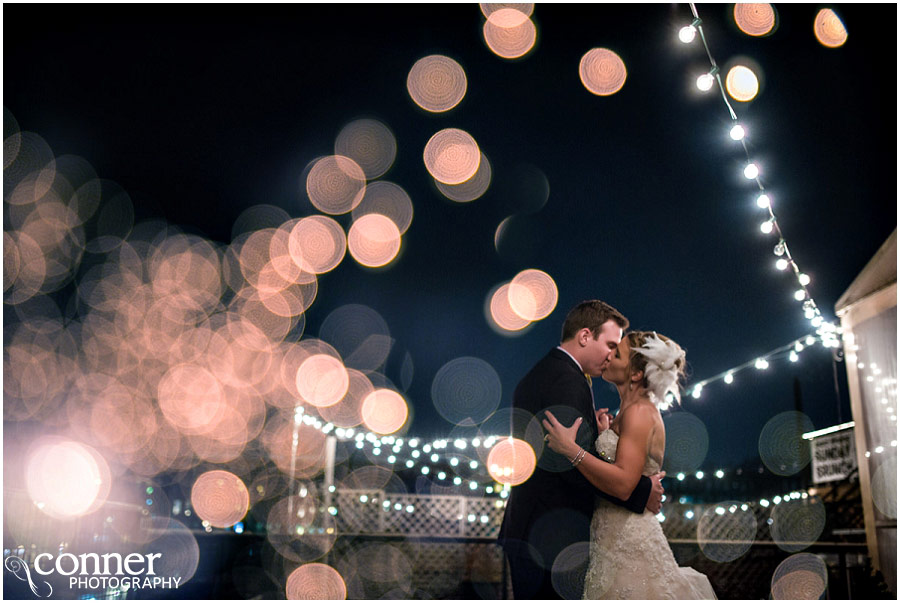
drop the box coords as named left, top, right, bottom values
left=570, top=447, right=587, bottom=466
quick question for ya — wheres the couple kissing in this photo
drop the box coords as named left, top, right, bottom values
left=497, top=300, right=717, bottom=599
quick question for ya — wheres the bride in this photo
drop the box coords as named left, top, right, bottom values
left=542, top=331, right=717, bottom=599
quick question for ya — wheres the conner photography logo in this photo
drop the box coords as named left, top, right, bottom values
left=4, top=552, right=182, bottom=598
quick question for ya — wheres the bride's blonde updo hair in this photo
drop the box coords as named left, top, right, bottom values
left=626, top=331, right=687, bottom=408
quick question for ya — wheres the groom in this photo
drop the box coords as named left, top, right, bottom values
left=497, top=300, right=665, bottom=599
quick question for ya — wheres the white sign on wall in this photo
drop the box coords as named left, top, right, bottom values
left=811, top=428, right=857, bottom=484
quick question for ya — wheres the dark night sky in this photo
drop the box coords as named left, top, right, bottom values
left=4, top=3, right=897, bottom=470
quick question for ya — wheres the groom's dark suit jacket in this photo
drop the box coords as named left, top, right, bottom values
left=497, top=348, right=652, bottom=567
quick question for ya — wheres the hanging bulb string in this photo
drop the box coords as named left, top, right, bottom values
left=689, top=3, right=738, bottom=122
left=685, top=3, right=838, bottom=345
left=683, top=333, right=819, bottom=396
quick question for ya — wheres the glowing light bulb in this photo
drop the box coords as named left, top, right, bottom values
left=697, top=73, right=715, bottom=91
left=691, top=386, right=702, bottom=399
left=794, top=342, right=804, bottom=352
left=798, top=273, right=811, bottom=286
left=756, top=194, right=770, bottom=208
left=744, top=163, right=759, bottom=179
left=774, top=241, right=786, bottom=256
left=695, top=471, right=704, bottom=479
left=730, top=124, right=745, bottom=140
left=679, top=25, right=697, bottom=43
left=715, top=470, right=725, bottom=478
left=724, top=372, right=734, bottom=384
left=760, top=219, right=774, bottom=234
left=794, top=289, right=806, bottom=301
left=789, top=351, right=799, bottom=362
left=755, top=358, right=769, bottom=370
left=775, top=258, right=789, bottom=271
left=811, top=316, right=823, bottom=327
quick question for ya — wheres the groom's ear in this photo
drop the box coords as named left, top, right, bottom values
left=578, top=327, right=591, bottom=346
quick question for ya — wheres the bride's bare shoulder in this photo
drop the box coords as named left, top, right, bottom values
left=618, top=400, right=659, bottom=430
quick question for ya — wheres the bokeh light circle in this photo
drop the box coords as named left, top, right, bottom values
left=335, top=118, right=397, bottom=180
left=351, top=181, right=413, bottom=235
left=286, top=563, right=347, bottom=600
left=305, top=155, right=366, bottom=215
left=347, top=213, right=402, bottom=268
left=579, top=48, right=627, bottom=96
left=550, top=541, right=590, bottom=599
left=487, top=282, right=532, bottom=333
left=480, top=3, right=534, bottom=20
left=734, top=3, right=776, bottom=36
left=151, top=519, right=201, bottom=585
left=483, top=10, right=537, bottom=60
left=4, top=107, right=22, bottom=168
left=190, top=470, right=250, bottom=528
left=771, top=553, right=828, bottom=599
left=288, top=215, right=346, bottom=274
left=508, top=268, right=558, bottom=321
left=406, top=55, right=467, bottom=113
left=431, top=356, right=502, bottom=426
left=662, top=412, right=709, bottom=473
left=355, top=542, right=413, bottom=590
left=769, top=496, right=826, bottom=552
left=319, top=303, right=391, bottom=370
left=758, top=411, right=814, bottom=475
left=295, top=353, right=350, bottom=408
left=423, top=128, right=481, bottom=185
left=361, top=389, right=409, bottom=434
left=158, top=363, right=226, bottom=435
left=696, top=501, right=757, bottom=562
left=231, top=203, right=290, bottom=239
left=814, top=9, right=848, bottom=48
left=25, top=437, right=111, bottom=519
left=4, top=231, right=21, bottom=291
left=871, top=454, right=897, bottom=518
left=435, top=152, right=492, bottom=203
left=318, top=367, right=373, bottom=428
left=726, top=65, right=760, bottom=102
left=487, top=437, right=536, bottom=486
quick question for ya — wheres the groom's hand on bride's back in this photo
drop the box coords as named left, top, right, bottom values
left=646, top=471, right=666, bottom=514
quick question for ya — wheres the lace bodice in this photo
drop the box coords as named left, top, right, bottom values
left=584, top=430, right=717, bottom=599
left=595, top=429, right=661, bottom=476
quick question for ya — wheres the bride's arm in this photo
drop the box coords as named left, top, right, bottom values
left=543, top=405, right=654, bottom=501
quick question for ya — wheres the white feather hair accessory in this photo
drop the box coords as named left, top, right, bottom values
left=633, top=332, right=685, bottom=409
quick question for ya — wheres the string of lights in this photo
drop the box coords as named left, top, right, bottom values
left=680, top=332, right=824, bottom=401
left=678, top=4, right=842, bottom=350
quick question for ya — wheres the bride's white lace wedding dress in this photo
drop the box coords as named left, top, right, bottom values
left=583, top=430, right=717, bottom=599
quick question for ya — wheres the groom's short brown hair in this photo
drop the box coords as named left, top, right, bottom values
left=560, top=300, right=629, bottom=342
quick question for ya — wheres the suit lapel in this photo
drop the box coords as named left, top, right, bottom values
left=549, top=348, right=598, bottom=442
